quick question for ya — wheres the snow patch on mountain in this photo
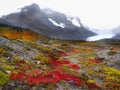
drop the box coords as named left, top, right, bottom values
left=72, top=18, right=81, bottom=27
left=48, top=18, right=65, bottom=28
left=67, top=17, right=81, bottom=27
left=22, top=9, right=28, bottom=12
left=67, top=17, right=71, bottom=21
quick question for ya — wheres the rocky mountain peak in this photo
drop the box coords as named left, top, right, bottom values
left=21, top=3, right=40, bottom=12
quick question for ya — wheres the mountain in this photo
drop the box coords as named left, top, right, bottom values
left=0, top=3, right=96, bottom=40
left=112, top=26, right=120, bottom=39
left=0, top=18, right=10, bottom=25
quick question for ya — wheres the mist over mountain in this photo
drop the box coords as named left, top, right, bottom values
left=112, top=26, right=120, bottom=39
left=0, top=3, right=96, bottom=40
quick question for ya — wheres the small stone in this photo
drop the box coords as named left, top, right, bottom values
left=6, top=71, right=11, bottom=74
left=37, top=61, right=41, bottom=64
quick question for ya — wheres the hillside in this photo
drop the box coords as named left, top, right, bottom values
left=0, top=24, right=120, bottom=90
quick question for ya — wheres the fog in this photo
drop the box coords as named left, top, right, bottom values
left=0, top=0, right=120, bottom=40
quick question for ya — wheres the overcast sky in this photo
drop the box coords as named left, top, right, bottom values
left=0, top=0, right=120, bottom=30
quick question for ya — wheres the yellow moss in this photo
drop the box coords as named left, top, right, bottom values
left=61, top=65, right=76, bottom=75
left=103, top=67, right=120, bottom=88
left=0, top=71, right=9, bottom=86
left=103, top=67, right=120, bottom=77
left=12, top=56, right=21, bottom=62
left=87, top=79, right=95, bottom=83
left=0, top=57, right=7, bottom=62
left=0, top=47, right=3, bottom=52
left=1, top=64, right=15, bottom=71
left=6, top=65, right=14, bottom=70
left=11, top=70, right=20, bottom=74
left=105, top=75, right=120, bottom=82
left=35, top=54, right=50, bottom=64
